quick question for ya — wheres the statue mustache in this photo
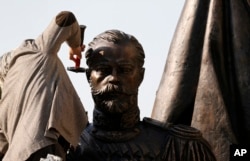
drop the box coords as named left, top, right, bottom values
left=92, top=84, right=136, bottom=96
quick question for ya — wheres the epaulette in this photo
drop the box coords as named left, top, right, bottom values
left=143, top=117, right=202, bottom=139
left=168, top=124, right=203, bottom=140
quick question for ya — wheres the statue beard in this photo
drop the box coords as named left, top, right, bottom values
left=91, top=83, right=137, bottom=114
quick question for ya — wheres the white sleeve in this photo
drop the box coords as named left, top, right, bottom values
left=36, top=11, right=81, bottom=55
left=0, top=51, right=13, bottom=93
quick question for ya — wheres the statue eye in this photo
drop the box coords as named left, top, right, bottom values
left=95, top=66, right=111, bottom=74
left=120, top=67, right=133, bottom=74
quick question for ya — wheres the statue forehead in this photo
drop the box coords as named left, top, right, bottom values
left=91, top=40, right=137, bottom=58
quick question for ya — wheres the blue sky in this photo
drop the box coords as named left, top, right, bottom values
left=0, top=0, right=185, bottom=121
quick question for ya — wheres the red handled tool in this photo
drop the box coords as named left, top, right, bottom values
left=67, top=25, right=87, bottom=73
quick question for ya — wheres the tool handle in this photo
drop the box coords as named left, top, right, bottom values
left=74, top=25, right=87, bottom=68
left=80, top=25, right=86, bottom=45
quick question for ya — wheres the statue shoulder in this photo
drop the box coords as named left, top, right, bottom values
left=142, top=117, right=216, bottom=160
left=142, top=117, right=202, bottom=139
left=164, top=124, right=216, bottom=160
left=168, top=124, right=203, bottom=140
left=142, top=117, right=172, bottom=130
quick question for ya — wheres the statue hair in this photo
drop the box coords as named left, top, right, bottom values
left=85, top=29, right=145, bottom=67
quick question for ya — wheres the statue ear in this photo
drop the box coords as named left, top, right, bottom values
left=138, top=67, right=145, bottom=86
left=85, top=69, right=91, bottom=83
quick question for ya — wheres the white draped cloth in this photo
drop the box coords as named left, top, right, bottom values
left=0, top=11, right=87, bottom=161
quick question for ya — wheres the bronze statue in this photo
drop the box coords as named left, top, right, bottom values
left=151, top=0, right=250, bottom=160
left=67, top=30, right=216, bottom=161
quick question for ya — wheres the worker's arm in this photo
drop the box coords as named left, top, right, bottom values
left=0, top=51, right=13, bottom=98
left=36, top=11, right=83, bottom=60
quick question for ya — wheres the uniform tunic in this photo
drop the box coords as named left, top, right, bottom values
left=0, top=11, right=87, bottom=161
left=70, top=118, right=216, bottom=161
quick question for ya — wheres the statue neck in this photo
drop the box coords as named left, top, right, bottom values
left=93, top=106, right=140, bottom=131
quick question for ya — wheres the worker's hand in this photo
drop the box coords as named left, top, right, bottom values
left=69, top=44, right=85, bottom=68
left=69, top=44, right=85, bottom=60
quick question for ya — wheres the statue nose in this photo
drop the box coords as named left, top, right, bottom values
left=108, top=69, right=119, bottom=83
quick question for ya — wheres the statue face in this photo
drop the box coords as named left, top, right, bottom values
left=88, top=41, right=144, bottom=114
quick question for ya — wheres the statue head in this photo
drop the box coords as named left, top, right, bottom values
left=85, top=30, right=145, bottom=114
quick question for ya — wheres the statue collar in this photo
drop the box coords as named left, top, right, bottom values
left=91, top=107, right=141, bottom=141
